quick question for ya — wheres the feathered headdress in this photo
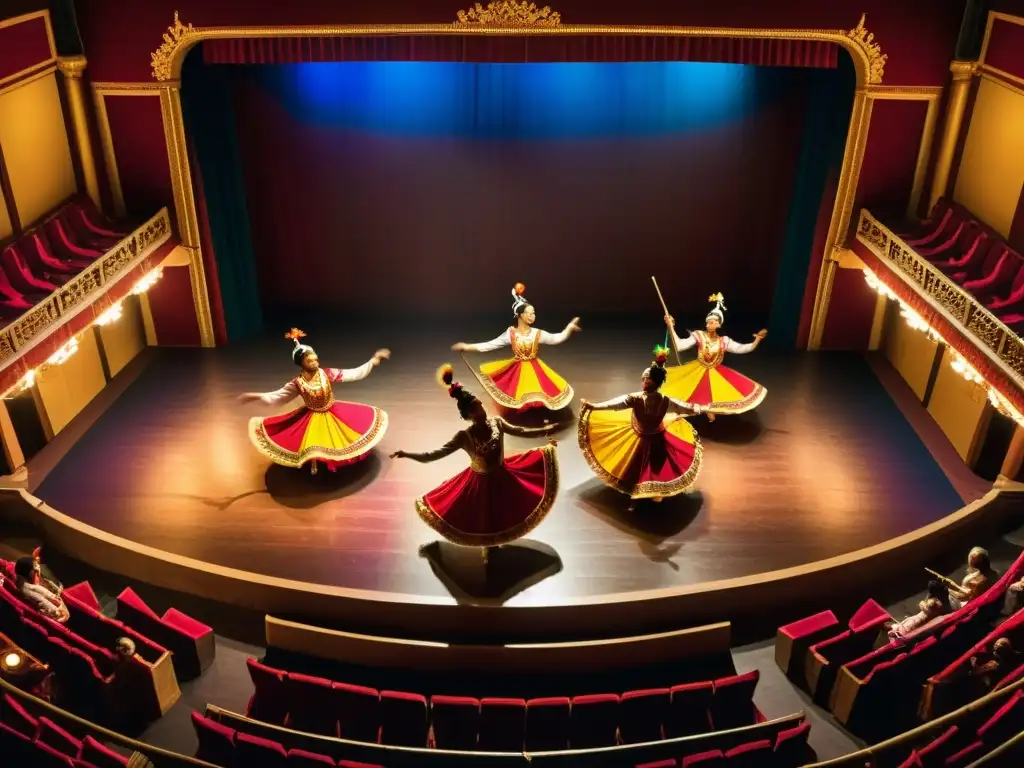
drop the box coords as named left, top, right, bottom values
left=437, top=363, right=477, bottom=412
left=511, top=282, right=530, bottom=317
left=652, top=345, right=669, bottom=365
left=644, top=345, right=670, bottom=385
left=706, top=292, right=727, bottom=325
left=286, top=328, right=314, bottom=366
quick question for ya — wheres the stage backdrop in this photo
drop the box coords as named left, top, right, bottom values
left=219, top=59, right=827, bottom=320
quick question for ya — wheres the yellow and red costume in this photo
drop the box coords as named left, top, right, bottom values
left=464, top=327, right=574, bottom=411
left=662, top=295, right=766, bottom=415
left=247, top=333, right=387, bottom=471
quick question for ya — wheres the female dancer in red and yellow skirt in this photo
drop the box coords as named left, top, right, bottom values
left=391, top=365, right=558, bottom=560
left=451, top=283, right=580, bottom=412
left=662, top=293, right=767, bottom=421
left=239, top=329, right=390, bottom=474
left=579, top=347, right=704, bottom=510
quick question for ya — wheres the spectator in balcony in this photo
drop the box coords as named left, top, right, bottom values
left=970, top=638, right=1020, bottom=695
left=887, top=580, right=951, bottom=640
left=14, top=556, right=69, bottom=623
left=947, top=547, right=997, bottom=610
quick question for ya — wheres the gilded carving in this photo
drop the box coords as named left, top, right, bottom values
left=846, top=14, right=887, bottom=85
left=856, top=208, right=1024, bottom=394
left=455, top=1, right=561, bottom=26
left=151, top=12, right=196, bottom=81
left=12, top=301, right=61, bottom=349
left=0, top=332, right=15, bottom=364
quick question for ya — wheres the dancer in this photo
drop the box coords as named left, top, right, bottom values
left=239, top=329, right=389, bottom=475
left=391, top=365, right=559, bottom=560
left=662, top=293, right=767, bottom=420
left=451, top=283, right=580, bottom=412
left=579, top=347, right=704, bottom=510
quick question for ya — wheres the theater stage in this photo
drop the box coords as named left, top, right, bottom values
left=26, top=317, right=973, bottom=626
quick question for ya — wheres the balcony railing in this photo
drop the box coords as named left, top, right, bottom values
left=0, top=207, right=172, bottom=369
left=855, top=209, right=1024, bottom=391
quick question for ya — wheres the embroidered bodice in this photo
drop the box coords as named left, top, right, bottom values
left=668, top=329, right=756, bottom=367
left=461, top=326, right=573, bottom=358
left=296, top=369, right=334, bottom=412
left=509, top=328, right=541, bottom=360
left=586, top=391, right=699, bottom=433
left=402, top=416, right=550, bottom=473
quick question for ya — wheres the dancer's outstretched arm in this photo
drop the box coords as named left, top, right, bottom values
left=238, top=381, right=299, bottom=406
left=666, top=397, right=704, bottom=416
left=496, top=418, right=554, bottom=437
left=324, top=349, right=391, bottom=382
left=452, top=334, right=510, bottom=353
left=391, top=433, right=465, bottom=463
left=580, top=395, right=634, bottom=411
left=725, top=330, right=766, bottom=355
left=664, top=315, right=697, bottom=353
left=538, top=317, right=581, bottom=345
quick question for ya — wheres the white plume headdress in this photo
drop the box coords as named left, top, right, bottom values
left=705, top=292, right=726, bottom=325
left=511, top=283, right=530, bottom=317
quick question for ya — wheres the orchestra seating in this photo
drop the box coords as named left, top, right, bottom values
left=0, top=197, right=132, bottom=326
left=0, top=559, right=215, bottom=727
left=890, top=198, right=1024, bottom=331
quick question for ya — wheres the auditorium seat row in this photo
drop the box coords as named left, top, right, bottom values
left=193, top=707, right=811, bottom=767
left=1, top=692, right=130, bottom=767
left=0, top=197, right=130, bottom=325
left=245, top=658, right=766, bottom=750
left=892, top=198, right=1024, bottom=331
left=774, top=550, right=1024, bottom=741
left=0, top=559, right=215, bottom=725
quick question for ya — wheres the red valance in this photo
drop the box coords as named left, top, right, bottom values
left=202, top=35, right=838, bottom=69
left=852, top=239, right=1024, bottom=414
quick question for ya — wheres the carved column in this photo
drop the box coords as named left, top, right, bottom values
left=57, top=55, right=103, bottom=212
left=1000, top=423, right=1024, bottom=482
left=927, top=60, right=977, bottom=215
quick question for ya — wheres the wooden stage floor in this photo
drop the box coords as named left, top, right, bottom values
left=33, top=320, right=966, bottom=607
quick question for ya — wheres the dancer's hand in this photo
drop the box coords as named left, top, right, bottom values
left=706, top=412, right=716, bottom=422
left=664, top=314, right=675, bottom=327
left=548, top=438, right=558, bottom=446
left=451, top=342, right=468, bottom=352
left=390, top=450, right=406, bottom=459
left=237, top=393, right=258, bottom=404
left=579, top=398, right=589, bottom=408
left=372, top=348, right=391, bottom=364
left=754, top=329, right=768, bottom=340
left=567, top=317, right=582, bottom=333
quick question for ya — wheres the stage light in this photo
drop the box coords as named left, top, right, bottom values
left=131, top=268, right=163, bottom=295
left=94, top=301, right=123, bottom=327
left=2, top=652, right=22, bottom=671
left=46, top=338, right=79, bottom=366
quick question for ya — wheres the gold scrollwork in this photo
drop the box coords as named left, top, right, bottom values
left=455, top=1, right=561, bottom=26
left=845, top=14, right=887, bottom=85
left=151, top=12, right=196, bottom=81
left=0, top=332, right=14, bottom=363
left=856, top=208, right=1024, bottom=385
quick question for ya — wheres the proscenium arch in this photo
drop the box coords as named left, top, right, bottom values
left=150, top=7, right=888, bottom=349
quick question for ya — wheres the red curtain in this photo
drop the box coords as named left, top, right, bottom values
left=852, top=239, right=1024, bottom=414
left=203, top=35, right=838, bottom=68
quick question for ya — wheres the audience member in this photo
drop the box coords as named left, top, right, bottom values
left=970, top=638, right=1020, bottom=695
left=888, top=580, right=951, bottom=640
left=948, top=547, right=997, bottom=610
left=14, top=556, right=69, bottom=623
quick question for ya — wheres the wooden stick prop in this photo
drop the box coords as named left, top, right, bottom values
left=925, top=568, right=960, bottom=589
left=651, top=276, right=683, bottom=367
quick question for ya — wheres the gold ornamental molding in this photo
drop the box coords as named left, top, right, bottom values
left=0, top=208, right=172, bottom=368
left=855, top=209, right=1024, bottom=391
left=149, top=9, right=888, bottom=86
left=456, top=1, right=561, bottom=27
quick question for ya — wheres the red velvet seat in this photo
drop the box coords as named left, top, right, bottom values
left=774, top=609, right=840, bottom=679
left=636, top=760, right=677, bottom=768
left=569, top=693, right=619, bottom=748
left=620, top=688, right=669, bottom=743
left=709, top=671, right=759, bottom=731
left=30, top=739, right=76, bottom=767
left=41, top=614, right=118, bottom=676
left=916, top=726, right=962, bottom=767
left=287, top=747, right=335, bottom=766
left=0, top=721, right=32, bottom=763
left=681, top=750, right=724, bottom=766
left=724, top=739, right=773, bottom=766
left=478, top=697, right=526, bottom=752
left=44, top=219, right=104, bottom=263
left=28, top=232, right=87, bottom=275
left=338, top=761, right=385, bottom=768
left=806, top=620, right=883, bottom=704
left=430, top=694, right=480, bottom=750
left=931, top=226, right=989, bottom=273
left=995, top=662, right=1024, bottom=690
left=114, top=586, right=214, bottom=680
left=1, top=246, right=59, bottom=295
left=246, top=658, right=289, bottom=725
left=773, top=721, right=811, bottom=767
left=236, top=731, right=288, bottom=767
left=190, top=712, right=236, bottom=767
left=898, top=752, right=924, bottom=768
left=1, top=692, right=39, bottom=737
left=378, top=690, right=427, bottom=747
left=282, top=672, right=338, bottom=737
left=905, top=204, right=965, bottom=247
left=36, top=716, right=82, bottom=758
left=977, top=689, right=1024, bottom=747
left=666, top=681, right=713, bottom=737
left=46, top=638, right=108, bottom=721
left=896, top=198, right=952, bottom=240
left=333, top=681, right=380, bottom=743
left=80, top=735, right=130, bottom=768
left=524, top=696, right=570, bottom=751
left=964, top=249, right=1022, bottom=300
left=916, top=220, right=969, bottom=260
left=943, top=740, right=984, bottom=766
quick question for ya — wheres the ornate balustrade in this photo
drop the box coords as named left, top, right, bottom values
left=0, top=208, right=173, bottom=383
left=855, top=208, right=1024, bottom=406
